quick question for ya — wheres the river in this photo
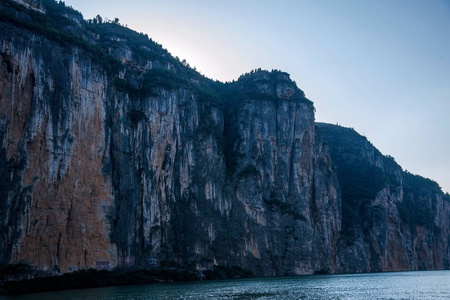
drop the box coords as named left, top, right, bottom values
left=1, top=270, right=449, bottom=299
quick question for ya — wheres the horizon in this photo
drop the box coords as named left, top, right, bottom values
left=64, top=0, right=450, bottom=193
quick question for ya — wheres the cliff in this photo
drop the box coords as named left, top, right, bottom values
left=0, top=0, right=448, bottom=277
left=317, top=124, right=450, bottom=272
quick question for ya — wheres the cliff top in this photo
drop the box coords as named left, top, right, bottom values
left=1, top=0, right=312, bottom=106
left=225, top=69, right=311, bottom=104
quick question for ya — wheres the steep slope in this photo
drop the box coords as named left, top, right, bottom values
left=0, top=0, right=341, bottom=276
left=317, top=123, right=450, bottom=272
left=0, top=0, right=448, bottom=278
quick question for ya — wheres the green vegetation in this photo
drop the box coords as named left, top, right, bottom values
left=0, top=0, right=122, bottom=75
left=397, top=172, right=438, bottom=230
left=1, top=0, right=217, bottom=97
left=142, top=68, right=189, bottom=91
left=0, top=1, right=78, bottom=44
left=1, top=0, right=308, bottom=109
left=226, top=69, right=311, bottom=105
left=338, top=163, right=385, bottom=237
left=113, top=69, right=190, bottom=99
left=113, top=78, right=140, bottom=96
left=318, top=123, right=446, bottom=239
left=317, top=124, right=390, bottom=239
left=86, top=22, right=166, bottom=63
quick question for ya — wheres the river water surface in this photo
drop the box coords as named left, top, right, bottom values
left=1, top=270, right=449, bottom=299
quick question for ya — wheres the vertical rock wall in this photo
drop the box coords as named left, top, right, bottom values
left=0, top=0, right=448, bottom=277
left=318, top=123, right=450, bottom=273
left=0, top=26, right=116, bottom=272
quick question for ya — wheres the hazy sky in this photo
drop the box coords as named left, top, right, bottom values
left=65, top=0, right=450, bottom=193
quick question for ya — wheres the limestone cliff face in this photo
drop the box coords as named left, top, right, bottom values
left=0, top=0, right=341, bottom=275
left=0, top=0, right=448, bottom=277
left=102, top=68, right=341, bottom=276
left=318, top=123, right=450, bottom=272
left=216, top=74, right=341, bottom=275
left=0, top=16, right=116, bottom=272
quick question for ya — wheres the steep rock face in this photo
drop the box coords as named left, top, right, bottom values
left=0, top=22, right=116, bottom=272
left=0, top=0, right=448, bottom=277
left=105, top=86, right=229, bottom=271
left=0, top=0, right=341, bottom=276
left=103, top=70, right=342, bottom=276
left=318, top=123, right=450, bottom=272
left=218, top=74, right=340, bottom=275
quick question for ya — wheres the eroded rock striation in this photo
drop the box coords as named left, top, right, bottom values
left=1, top=0, right=448, bottom=276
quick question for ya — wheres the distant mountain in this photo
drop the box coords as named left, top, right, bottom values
left=1, top=0, right=448, bottom=280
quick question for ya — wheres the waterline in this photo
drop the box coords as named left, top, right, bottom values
left=1, top=270, right=449, bottom=299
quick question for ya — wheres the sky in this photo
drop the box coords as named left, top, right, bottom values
left=64, top=0, right=450, bottom=193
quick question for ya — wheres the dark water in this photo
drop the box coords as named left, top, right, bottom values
left=1, top=270, right=449, bottom=299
